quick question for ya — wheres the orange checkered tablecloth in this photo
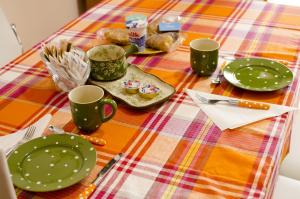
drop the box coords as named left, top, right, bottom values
left=1, top=0, right=300, bottom=198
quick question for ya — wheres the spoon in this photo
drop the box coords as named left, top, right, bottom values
left=48, top=125, right=106, bottom=146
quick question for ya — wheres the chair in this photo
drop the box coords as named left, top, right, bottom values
left=0, top=7, right=23, bottom=67
left=279, top=105, right=300, bottom=180
left=272, top=102, right=300, bottom=198
left=0, top=149, right=16, bottom=199
left=273, top=175, right=300, bottom=199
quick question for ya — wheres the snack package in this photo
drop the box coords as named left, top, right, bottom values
left=42, top=39, right=73, bottom=62
left=97, top=28, right=129, bottom=45
left=147, top=16, right=182, bottom=35
left=96, top=15, right=185, bottom=53
left=147, top=19, right=160, bottom=36
left=146, top=16, right=185, bottom=52
left=40, top=40, right=90, bottom=92
left=146, top=32, right=185, bottom=52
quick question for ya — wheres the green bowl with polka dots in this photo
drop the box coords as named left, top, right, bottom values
left=223, top=58, right=293, bottom=91
left=7, top=134, right=96, bottom=192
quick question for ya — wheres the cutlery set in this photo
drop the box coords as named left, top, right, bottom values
left=3, top=98, right=110, bottom=197
left=5, top=123, right=115, bottom=197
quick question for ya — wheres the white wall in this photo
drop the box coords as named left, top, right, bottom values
left=0, top=0, right=83, bottom=51
left=268, top=0, right=300, bottom=6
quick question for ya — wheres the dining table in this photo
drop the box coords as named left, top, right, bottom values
left=1, top=0, right=300, bottom=198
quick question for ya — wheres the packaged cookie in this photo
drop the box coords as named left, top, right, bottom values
left=146, top=16, right=185, bottom=52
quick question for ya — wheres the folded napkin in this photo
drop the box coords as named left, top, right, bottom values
left=0, top=114, right=52, bottom=152
left=0, top=149, right=16, bottom=199
left=185, top=89, right=298, bottom=130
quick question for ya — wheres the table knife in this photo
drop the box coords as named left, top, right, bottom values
left=77, top=153, right=123, bottom=199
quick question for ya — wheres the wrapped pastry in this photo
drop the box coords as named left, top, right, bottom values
left=147, top=19, right=160, bottom=36
left=146, top=32, right=179, bottom=52
left=147, top=16, right=181, bottom=36
left=98, top=28, right=129, bottom=45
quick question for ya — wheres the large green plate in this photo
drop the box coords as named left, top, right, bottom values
left=8, top=134, right=96, bottom=192
left=223, top=58, right=293, bottom=91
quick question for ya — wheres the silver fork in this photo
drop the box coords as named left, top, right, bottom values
left=196, top=94, right=270, bottom=110
left=6, top=126, right=36, bottom=157
left=196, top=94, right=238, bottom=105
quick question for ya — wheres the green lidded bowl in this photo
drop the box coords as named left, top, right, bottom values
left=87, top=44, right=137, bottom=81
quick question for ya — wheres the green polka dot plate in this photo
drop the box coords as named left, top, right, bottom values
left=223, top=58, right=293, bottom=91
left=8, top=134, right=96, bottom=192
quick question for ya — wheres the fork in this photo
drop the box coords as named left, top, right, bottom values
left=196, top=94, right=270, bottom=110
left=6, top=126, right=36, bottom=157
left=211, top=61, right=227, bottom=85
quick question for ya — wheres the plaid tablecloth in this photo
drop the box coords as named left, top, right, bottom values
left=1, top=0, right=300, bottom=198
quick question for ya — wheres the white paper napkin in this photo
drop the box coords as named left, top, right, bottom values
left=185, top=89, right=298, bottom=130
left=0, top=114, right=52, bottom=152
left=0, top=149, right=17, bottom=199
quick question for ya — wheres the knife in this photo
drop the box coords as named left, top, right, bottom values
left=48, top=125, right=106, bottom=146
left=77, top=153, right=123, bottom=199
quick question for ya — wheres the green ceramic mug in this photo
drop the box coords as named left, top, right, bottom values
left=190, top=38, right=220, bottom=76
left=68, top=85, right=117, bottom=133
left=87, top=44, right=138, bottom=81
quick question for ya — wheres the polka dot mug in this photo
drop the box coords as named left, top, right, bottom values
left=68, top=85, right=117, bottom=133
left=190, top=38, right=219, bottom=76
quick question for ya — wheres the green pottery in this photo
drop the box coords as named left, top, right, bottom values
left=8, top=134, right=96, bottom=192
left=87, top=44, right=137, bottom=81
left=223, top=58, right=293, bottom=91
left=89, top=64, right=176, bottom=109
left=68, top=85, right=117, bottom=133
left=190, top=38, right=219, bottom=76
